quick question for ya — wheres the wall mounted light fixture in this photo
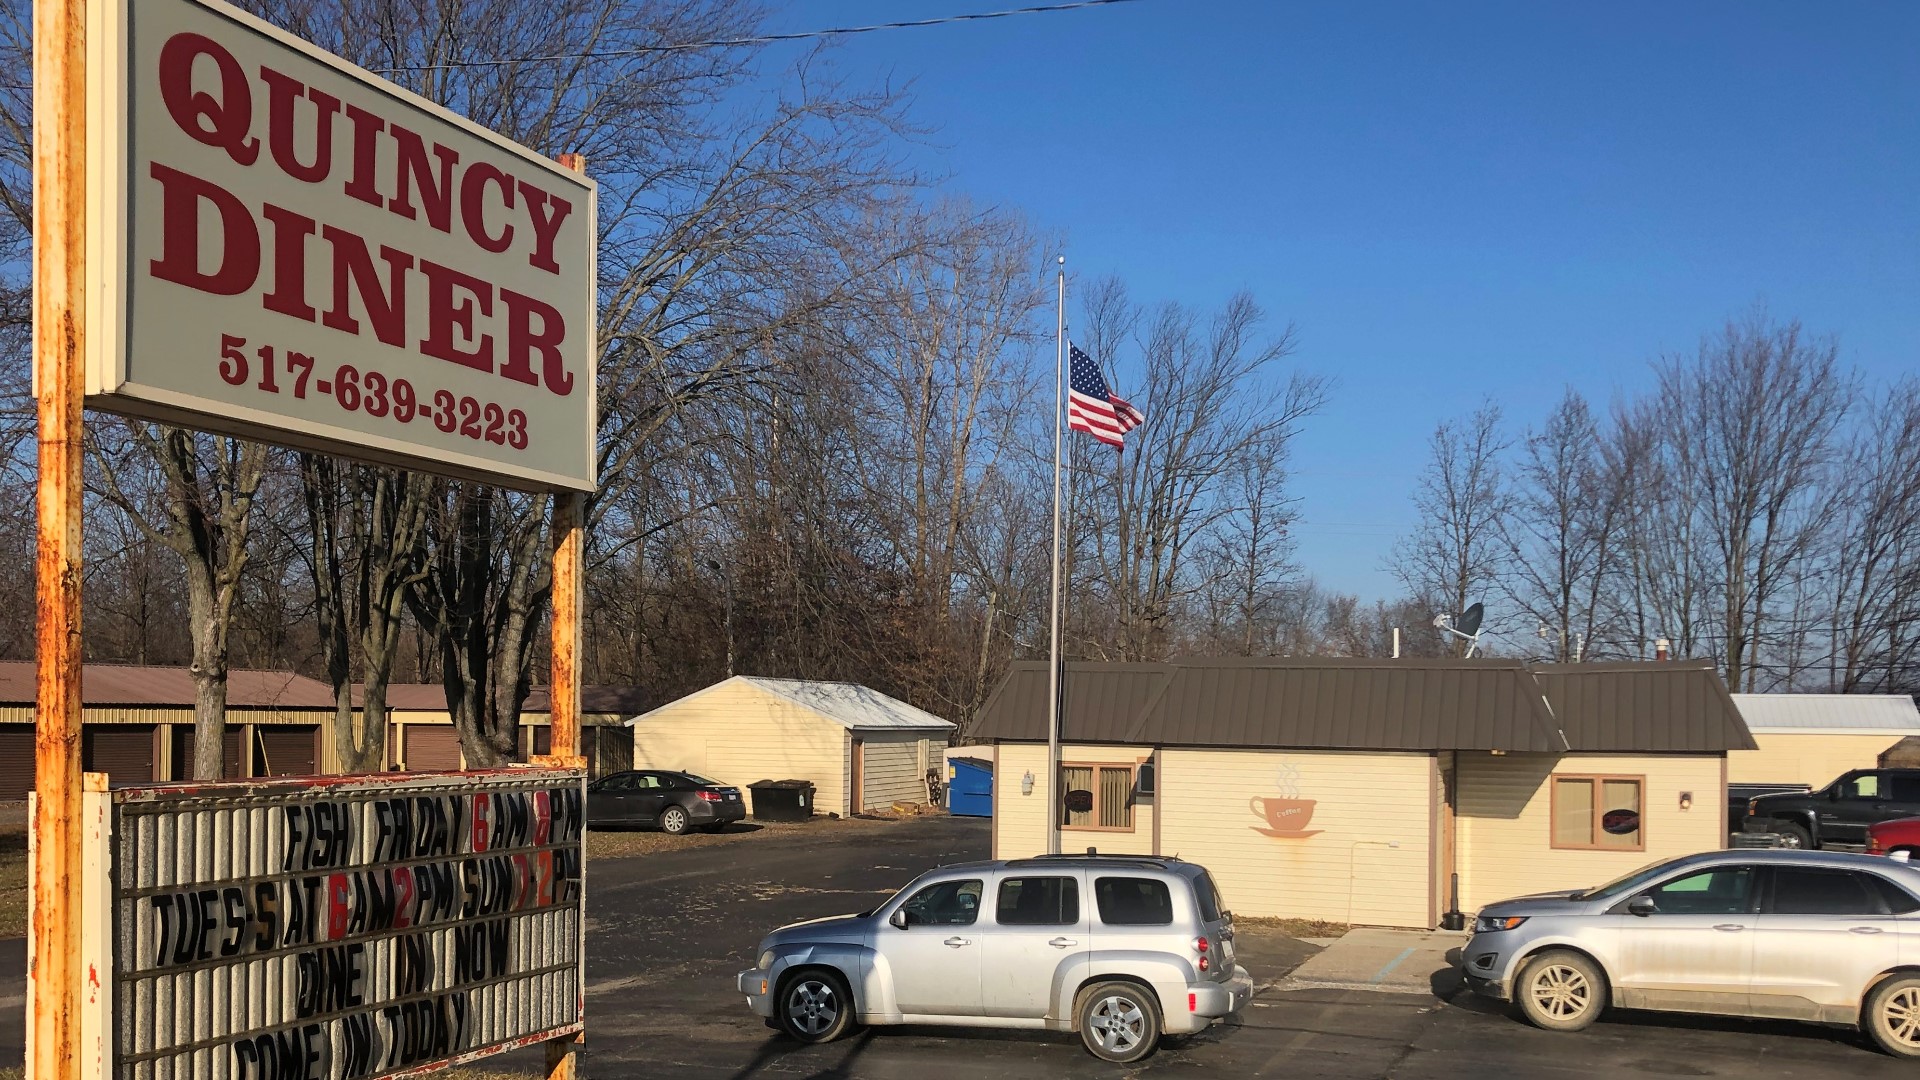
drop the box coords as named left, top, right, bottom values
left=1021, top=770, right=1035, bottom=796
left=1679, top=791, right=1693, bottom=811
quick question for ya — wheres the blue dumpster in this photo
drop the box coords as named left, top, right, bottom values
left=947, top=756, right=993, bottom=818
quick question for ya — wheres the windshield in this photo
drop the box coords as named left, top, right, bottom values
left=1576, top=857, right=1685, bottom=902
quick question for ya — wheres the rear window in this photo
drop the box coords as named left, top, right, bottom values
left=1871, top=875, right=1920, bottom=915
left=1095, top=877, right=1173, bottom=925
left=1769, top=868, right=1887, bottom=916
left=1193, top=871, right=1226, bottom=923
left=996, top=877, right=1079, bottom=926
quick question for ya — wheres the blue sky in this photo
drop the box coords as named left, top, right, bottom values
left=766, top=0, right=1920, bottom=601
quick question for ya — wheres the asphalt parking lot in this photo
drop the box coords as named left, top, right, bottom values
left=559, top=815, right=1916, bottom=1080
left=0, top=814, right=1913, bottom=1078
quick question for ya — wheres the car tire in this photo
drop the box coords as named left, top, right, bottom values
left=777, top=968, right=855, bottom=1044
left=1771, top=820, right=1813, bottom=849
left=660, top=805, right=690, bottom=835
left=1516, top=950, right=1605, bottom=1032
left=1076, top=980, right=1162, bottom=1064
left=1865, top=975, right=1920, bottom=1058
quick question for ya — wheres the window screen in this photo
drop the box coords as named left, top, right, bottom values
left=1769, top=869, right=1886, bottom=916
left=1095, top=878, right=1174, bottom=925
left=997, top=877, right=1080, bottom=926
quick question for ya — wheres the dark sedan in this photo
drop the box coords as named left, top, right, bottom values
left=587, top=770, right=746, bottom=834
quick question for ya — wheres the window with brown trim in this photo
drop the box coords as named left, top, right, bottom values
left=1062, top=763, right=1135, bottom=831
left=1550, top=774, right=1644, bottom=851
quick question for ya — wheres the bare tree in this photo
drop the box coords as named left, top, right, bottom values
left=1390, top=402, right=1509, bottom=652
left=1080, top=291, right=1324, bottom=661
left=1655, top=312, right=1853, bottom=690
left=1826, top=378, right=1920, bottom=691
left=87, top=426, right=267, bottom=777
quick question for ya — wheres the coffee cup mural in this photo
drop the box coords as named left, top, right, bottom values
left=1250, top=763, right=1321, bottom=838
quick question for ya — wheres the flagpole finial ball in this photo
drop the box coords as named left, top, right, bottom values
left=1058, top=255, right=1065, bottom=264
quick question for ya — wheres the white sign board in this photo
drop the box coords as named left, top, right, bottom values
left=86, top=0, right=598, bottom=492
left=103, top=769, right=585, bottom=1080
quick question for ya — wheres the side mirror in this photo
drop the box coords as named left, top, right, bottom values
left=889, top=909, right=910, bottom=930
left=1628, top=894, right=1657, bottom=917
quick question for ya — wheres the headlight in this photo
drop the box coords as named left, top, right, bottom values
left=1474, top=915, right=1528, bottom=933
left=758, top=950, right=776, bottom=970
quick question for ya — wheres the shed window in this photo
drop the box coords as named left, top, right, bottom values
left=1550, top=775, right=1644, bottom=851
left=1062, top=763, right=1134, bottom=831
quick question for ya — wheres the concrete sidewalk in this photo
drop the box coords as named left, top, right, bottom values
left=1278, top=927, right=1467, bottom=997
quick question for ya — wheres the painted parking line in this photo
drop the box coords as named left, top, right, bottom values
left=1368, top=946, right=1417, bottom=984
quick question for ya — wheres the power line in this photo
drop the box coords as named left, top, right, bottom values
left=370, top=0, right=1149, bottom=74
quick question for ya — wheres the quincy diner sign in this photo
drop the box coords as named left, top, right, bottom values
left=85, top=0, right=597, bottom=491
left=104, top=769, right=586, bottom=1080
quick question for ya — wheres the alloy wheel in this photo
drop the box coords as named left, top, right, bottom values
left=1883, top=986, right=1920, bottom=1051
left=1088, top=994, right=1147, bottom=1055
left=1530, top=964, right=1592, bottom=1020
left=786, top=979, right=839, bottom=1037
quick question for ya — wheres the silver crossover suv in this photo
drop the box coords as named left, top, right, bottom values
left=736, top=854, right=1253, bottom=1062
left=1462, top=849, right=1920, bottom=1057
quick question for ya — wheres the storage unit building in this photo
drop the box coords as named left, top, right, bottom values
left=624, top=676, right=956, bottom=817
left=1728, top=693, right=1920, bottom=789
left=378, top=683, right=638, bottom=778
left=0, top=662, right=338, bottom=798
left=975, top=658, right=1753, bottom=928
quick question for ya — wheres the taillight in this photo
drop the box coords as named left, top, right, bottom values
left=697, top=791, right=724, bottom=802
left=1195, top=936, right=1210, bottom=973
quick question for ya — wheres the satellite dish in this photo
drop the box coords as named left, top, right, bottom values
left=1457, top=602, right=1484, bottom=639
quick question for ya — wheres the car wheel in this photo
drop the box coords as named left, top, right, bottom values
left=1077, top=981, right=1161, bottom=1064
left=1771, top=821, right=1812, bottom=849
left=778, top=969, right=855, bottom=1044
left=1866, top=975, right=1920, bottom=1058
left=1516, top=951, right=1605, bottom=1032
left=660, top=805, right=690, bottom=835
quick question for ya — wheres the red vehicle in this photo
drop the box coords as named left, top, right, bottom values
left=1867, top=817, right=1920, bottom=857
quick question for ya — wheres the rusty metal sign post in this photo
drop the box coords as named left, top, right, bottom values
left=33, top=0, right=599, bottom=1076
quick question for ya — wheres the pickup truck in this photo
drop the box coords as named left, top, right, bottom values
left=1741, top=768, right=1920, bottom=850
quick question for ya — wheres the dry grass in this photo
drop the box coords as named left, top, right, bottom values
left=0, top=826, right=23, bottom=940
left=1236, top=916, right=1349, bottom=939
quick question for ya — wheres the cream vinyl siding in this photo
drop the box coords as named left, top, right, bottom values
left=993, top=744, right=1156, bottom=858
left=855, top=733, right=926, bottom=810
left=1160, top=749, right=1433, bottom=927
left=1456, top=752, right=1723, bottom=913
left=1728, top=733, right=1905, bottom=788
left=630, top=680, right=849, bottom=816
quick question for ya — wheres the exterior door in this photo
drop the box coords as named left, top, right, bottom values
left=982, top=872, right=1088, bottom=1018
left=850, top=739, right=865, bottom=815
left=1750, top=866, right=1911, bottom=1020
left=1612, top=864, right=1758, bottom=1013
left=405, top=726, right=463, bottom=771
left=630, top=772, right=672, bottom=824
left=587, top=772, right=643, bottom=825
left=884, top=877, right=985, bottom=1016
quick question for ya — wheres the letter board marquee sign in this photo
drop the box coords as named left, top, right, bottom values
left=108, top=769, right=585, bottom=1079
left=86, top=0, right=597, bottom=492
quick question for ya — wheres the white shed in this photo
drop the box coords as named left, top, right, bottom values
left=623, top=676, right=956, bottom=817
left=1729, top=693, right=1920, bottom=788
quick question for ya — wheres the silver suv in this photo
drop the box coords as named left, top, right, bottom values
left=735, top=854, right=1253, bottom=1062
left=1462, top=849, right=1920, bottom=1057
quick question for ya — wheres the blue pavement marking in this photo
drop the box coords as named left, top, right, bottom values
left=1368, top=946, right=1417, bottom=984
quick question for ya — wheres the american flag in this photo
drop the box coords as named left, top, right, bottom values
left=1067, top=344, right=1145, bottom=450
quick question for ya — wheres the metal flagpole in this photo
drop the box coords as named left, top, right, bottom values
left=1046, top=255, right=1065, bottom=855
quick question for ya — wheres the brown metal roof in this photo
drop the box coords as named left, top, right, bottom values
left=975, top=658, right=1754, bottom=754
left=0, top=663, right=336, bottom=709
left=1532, top=662, right=1757, bottom=752
left=376, top=683, right=653, bottom=715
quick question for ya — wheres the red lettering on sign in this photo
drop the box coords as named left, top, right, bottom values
left=260, top=66, right=338, bottom=184
left=320, top=226, right=413, bottom=347
left=158, top=33, right=259, bottom=166
left=461, top=163, right=516, bottom=254
left=325, top=874, right=350, bottom=941
left=260, top=203, right=317, bottom=321
left=500, top=289, right=570, bottom=395
left=148, top=164, right=258, bottom=294
left=420, top=260, right=494, bottom=373
left=470, top=794, right=490, bottom=853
